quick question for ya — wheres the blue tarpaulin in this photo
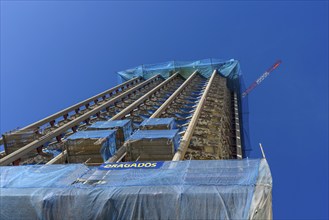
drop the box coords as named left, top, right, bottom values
left=89, top=120, right=130, bottom=128
left=128, top=129, right=180, bottom=151
left=117, top=59, right=239, bottom=81
left=0, top=159, right=272, bottom=219
left=140, top=118, right=176, bottom=129
left=67, top=130, right=115, bottom=140
left=66, top=130, right=117, bottom=161
left=87, top=119, right=132, bottom=141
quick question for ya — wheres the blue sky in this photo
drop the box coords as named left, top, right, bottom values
left=1, top=1, right=328, bottom=219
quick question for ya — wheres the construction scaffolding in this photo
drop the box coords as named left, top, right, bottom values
left=0, top=59, right=251, bottom=165
left=65, top=130, right=117, bottom=164
left=86, top=119, right=133, bottom=148
left=125, top=129, right=180, bottom=161
left=0, top=59, right=267, bottom=219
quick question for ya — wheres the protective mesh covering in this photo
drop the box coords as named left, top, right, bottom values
left=140, top=118, right=176, bottom=130
left=65, top=130, right=117, bottom=162
left=3, top=129, right=41, bottom=159
left=128, top=129, right=180, bottom=151
left=88, top=120, right=132, bottom=140
left=125, top=129, right=181, bottom=161
left=239, top=74, right=251, bottom=157
left=67, top=130, right=116, bottom=140
left=0, top=164, right=88, bottom=188
left=117, top=59, right=251, bottom=157
left=117, top=59, right=239, bottom=81
left=0, top=159, right=272, bottom=219
left=87, top=119, right=133, bottom=147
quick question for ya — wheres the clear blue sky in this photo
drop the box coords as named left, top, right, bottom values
left=1, top=1, right=328, bottom=219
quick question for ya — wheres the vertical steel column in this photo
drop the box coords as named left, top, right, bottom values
left=233, top=92, right=242, bottom=159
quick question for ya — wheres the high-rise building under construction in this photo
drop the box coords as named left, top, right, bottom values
left=0, top=59, right=272, bottom=220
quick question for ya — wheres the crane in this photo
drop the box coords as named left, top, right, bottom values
left=242, top=60, right=282, bottom=98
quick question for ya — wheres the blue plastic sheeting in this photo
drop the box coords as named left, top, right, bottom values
left=0, top=164, right=88, bottom=188
left=66, top=130, right=117, bottom=160
left=83, top=159, right=260, bottom=187
left=89, top=119, right=130, bottom=128
left=117, top=59, right=239, bottom=81
left=140, top=118, right=176, bottom=129
left=88, top=119, right=132, bottom=140
left=128, top=129, right=179, bottom=140
left=43, top=149, right=61, bottom=158
left=239, top=74, right=252, bottom=157
left=117, top=59, right=251, bottom=158
left=128, top=129, right=180, bottom=151
left=67, top=130, right=116, bottom=140
left=0, top=159, right=272, bottom=219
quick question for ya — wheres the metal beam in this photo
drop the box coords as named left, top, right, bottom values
left=0, top=77, right=141, bottom=146
left=105, top=72, right=181, bottom=163
left=0, top=75, right=161, bottom=166
left=172, top=69, right=217, bottom=161
left=150, top=71, right=198, bottom=118
left=46, top=150, right=67, bottom=164
left=22, top=76, right=141, bottom=130
left=233, top=92, right=242, bottom=159
left=110, top=72, right=179, bottom=120
left=106, top=146, right=127, bottom=163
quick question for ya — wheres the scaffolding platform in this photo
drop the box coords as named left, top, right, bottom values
left=65, top=130, right=117, bottom=164
left=140, top=118, right=176, bottom=130
left=87, top=119, right=132, bottom=148
left=125, top=129, right=180, bottom=161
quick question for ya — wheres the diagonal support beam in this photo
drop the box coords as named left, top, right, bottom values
left=172, top=69, right=217, bottom=161
left=150, top=71, right=198, bottom=118
left=110, top=72, right=180, bottom=120
left=106, top=146, right=127, bottom=163
left=0, top=75, right=161, bottom=166
left=105, top=72, right=181, bottom=163
left=0, top=77, right=142, bottom=146
left=46, top=150, right=67, bottom=164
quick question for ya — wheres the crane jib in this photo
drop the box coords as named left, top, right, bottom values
left=242, top=60, right=282, bottom=98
